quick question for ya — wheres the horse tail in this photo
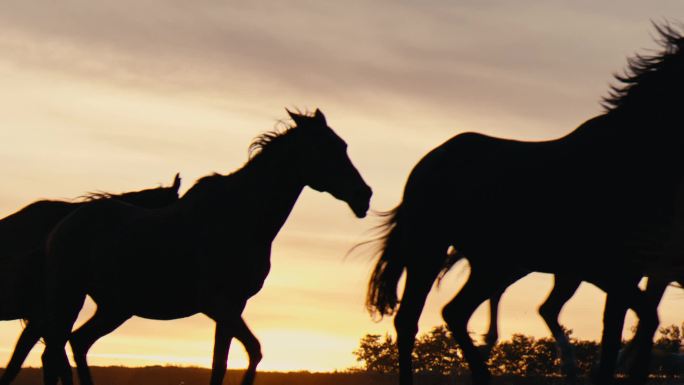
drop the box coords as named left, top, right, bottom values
left=366, top=203, right=465, bottom=319
left=366, top=205, right=408, bottom=318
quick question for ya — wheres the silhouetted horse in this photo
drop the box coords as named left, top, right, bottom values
left=482, top=181, right=684, bottom=382
left=367, top=25, right=684, bottom=385
left=484, top=276, right=680, bottom=382
left=0, top=174, right=181, bottom=385
left=41, top=109, right=372, bottom=385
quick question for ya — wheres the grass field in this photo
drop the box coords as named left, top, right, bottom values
left=3, top=366, right=682, bottom=385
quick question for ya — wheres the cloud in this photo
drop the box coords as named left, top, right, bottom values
left=2, top=0, right=678, bottom=132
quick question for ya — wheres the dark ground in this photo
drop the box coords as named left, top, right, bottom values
left=2, top=367, right=681, bottom=385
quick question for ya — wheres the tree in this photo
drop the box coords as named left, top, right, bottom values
left=654, top=323, right=683, bottom=354
left=488, top=334, right=559, bottom=377
left=353, top=333, right=398, bottom=373
left=412, top=325, right=467, bottom=375
left=652, top=323, right=684, bottom=377
left=352, top=324, right=683, bottom=379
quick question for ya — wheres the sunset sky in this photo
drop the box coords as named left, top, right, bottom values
left=2, top=0, right=684, bottom=372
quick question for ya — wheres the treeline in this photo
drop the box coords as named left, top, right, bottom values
left=352, top=324, right=684, bottom=378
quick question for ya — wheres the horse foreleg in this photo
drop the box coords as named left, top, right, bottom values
left=538, top=275, right=581, bottom=381
left=593, top=275, right=640, bottom=385
left=70, top=308, right=130, bottom=385
left=394, top=265, right=439, bottom=385
left=233, top=317, right=262, bottom=385
left=482, top=288, right=503, bottom=355
left=0, top=320, right=42, bottom=385
left=482, top=272, right=529, bottom=356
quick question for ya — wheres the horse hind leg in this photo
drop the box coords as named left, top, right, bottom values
left=42, top=291, right=86, bottom=385
left=442, top=267, right=526, bottom=385
left=70, top=308, right=131, bottom=385
left=538, top=275, right=581, bottom=381
left=0, top=320, right=42, bottom=385
left=394, top=255, right=444, bottom=385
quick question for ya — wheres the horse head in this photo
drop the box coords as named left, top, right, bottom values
left=288, top=109, right=372, bottom=218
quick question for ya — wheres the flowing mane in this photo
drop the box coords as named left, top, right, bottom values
left=77, top=192, right=126, bottom=202
left=183, top=112, right=313, bottom=200
left=603, top=24, right=684, bottom=111
left=248, top=126, right=294, bottom=159
left=77, top=185, right=169, bottom=202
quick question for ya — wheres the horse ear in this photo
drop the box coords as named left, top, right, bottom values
left=172, top=173, right=181, bottom=191
left=286, top=108, right=305, bottom=127
left=314, top=109, right=327, bottom=125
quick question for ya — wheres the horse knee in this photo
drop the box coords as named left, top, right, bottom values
left=442, top=302, right=465, bottom=328
left=253, top=349, right=263, bottom=364
left=249, top=340, right=263, bottom=363
left=538, top=300, right=560, bottom=323
left=70, top=331, right=91, bottom=358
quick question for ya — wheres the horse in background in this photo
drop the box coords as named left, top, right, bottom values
left=0, top=173, right=181, bottom=385
left=41, top=109, right=372, bottom=385
left=366, top=24, right=684, bottom=385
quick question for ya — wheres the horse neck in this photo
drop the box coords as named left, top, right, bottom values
left=242, top=151, right=305, bottom=241
left=180, top=150, right=305, bottom=243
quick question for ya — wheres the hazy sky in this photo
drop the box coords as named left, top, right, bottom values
left=1, top=0, right=684, bottom=372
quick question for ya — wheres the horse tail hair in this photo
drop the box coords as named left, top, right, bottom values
left=366, top=205, right=407, bottom=319
left=365, top=203, right=466, bottom=319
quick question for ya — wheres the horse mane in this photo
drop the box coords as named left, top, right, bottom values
left=182, top=129, right=297, bottom=200
left=248, top=108, right=327, bottom=159
left=76, top=184, right=171, bottom=203
left=185, top=110, right=317, bottom=199
left=603, top=23, right=684, bottom=111
left=76, top=191, right=120, bottom=202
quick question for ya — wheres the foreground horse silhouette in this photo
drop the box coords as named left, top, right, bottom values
left=367, top=25, right=684, bottom=385
left=0, top=174, right=180, bottom=385
left=41, top=109, right=372, bottom=385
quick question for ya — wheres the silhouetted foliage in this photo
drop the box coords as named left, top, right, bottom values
left=353, top=325, right=684, bottom=379
left=353, top=334, right=399, bottom=374
left=570, top=337, right=600, bottom=376
left=654, top=323, right=683, bottom=354
left=488, top=334, right=558, bottom=377
left=651, top=323, right=684, bottom=377
left=412, top=326, right=466, bottom=376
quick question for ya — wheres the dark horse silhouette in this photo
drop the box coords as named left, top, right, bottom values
left=481, top=178, right=684, bottom=382
left=367, top=25, right=684, bottom=385
left=483, top=266, right=683, bottom=381
left=40, top=109, right=372, bottom=385
left=0, top=174, right=181, bottom=385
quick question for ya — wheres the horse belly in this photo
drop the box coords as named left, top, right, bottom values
left=90, top=279, right=201, bottom=320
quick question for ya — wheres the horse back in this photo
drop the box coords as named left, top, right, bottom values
left=0, top=200, right=76, bottom=259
